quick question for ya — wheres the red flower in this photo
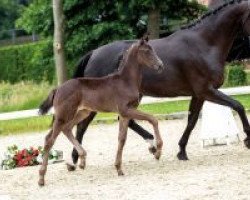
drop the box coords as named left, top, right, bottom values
left=33, top=149, right=39, bottom=156
left=22, top=149, right=28, bottom=157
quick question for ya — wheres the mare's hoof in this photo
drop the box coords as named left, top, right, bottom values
left=177, top=152, right=189, bottom=161
left=118, top=171, right=124, bottom=176
left=66, top=163, right=76, bottom=171
left=148, top=146, right=157, bottom=154
left=38, top=179, right=45, bottom=187
left=244, top=138, right=250, bottom=149
left=154, top=150, right=162, bottom=160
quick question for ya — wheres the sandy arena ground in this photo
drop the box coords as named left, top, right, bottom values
left=1, top=116, right=250, bottom=200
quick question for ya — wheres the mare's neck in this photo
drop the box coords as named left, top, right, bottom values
left=197, top=4, right=246, bottom=62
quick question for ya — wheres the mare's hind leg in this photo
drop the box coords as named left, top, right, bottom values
left=115, top=117, right=129, bottom=176
left=65, top=110, right=91, bottom=171
left=200, top=87, right=250, bottom=148
left=120, top=108, right=163, bottom=160
left=177, top=97, right=204, bottom=160
left=38, top=122, right=61, bottom=186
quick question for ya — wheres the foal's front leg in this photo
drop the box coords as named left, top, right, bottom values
left=121, top=108, right=163, bottom=160
left=115, top=117, right=129, bottom=176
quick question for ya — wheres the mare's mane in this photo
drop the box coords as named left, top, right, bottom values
left=181, top=0, right=246, bottom=30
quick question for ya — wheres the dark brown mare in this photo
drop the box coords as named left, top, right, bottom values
left=70, top=0, right=250, bottom=164
left=38, top=38, right=164, bottom=186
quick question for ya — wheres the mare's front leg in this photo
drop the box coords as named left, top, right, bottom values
left=115, top=117, right=129, bottom=176
left=120, top=108, right=163, bottom=160
left=200, top=87, right=250, bottom=148
left=177, top=97, right=204, bottom=160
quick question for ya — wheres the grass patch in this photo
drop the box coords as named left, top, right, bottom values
left=2, top=94, right=250, bottom=136
left=247, top=72, right=250, bottom=85
left=0, top=81, right=53, bottom=113
left=0, top=115, right=52, bottom=136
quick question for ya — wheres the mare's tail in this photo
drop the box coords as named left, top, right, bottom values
left=73, top=51, right=93, bottom=78
left=39, top=89, right=57, bottom=115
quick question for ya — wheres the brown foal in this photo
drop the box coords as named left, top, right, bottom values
left=38, top=38, right=164, bottom=186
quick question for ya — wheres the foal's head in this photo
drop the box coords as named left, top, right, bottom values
left=128, top=37, right=164, bottom=72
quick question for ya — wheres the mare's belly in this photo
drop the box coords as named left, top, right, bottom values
left=141, top=69, right=193, bottom=97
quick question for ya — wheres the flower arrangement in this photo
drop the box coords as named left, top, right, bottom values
left=0, top=145, right=63, bottom=170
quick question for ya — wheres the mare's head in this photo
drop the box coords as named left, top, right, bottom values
left=128, top=36, right=164, bottom=72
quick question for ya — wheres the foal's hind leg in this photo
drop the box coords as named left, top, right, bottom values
left=72, top=112, right=97, bottom=165
left=63, top=129, right=87, bottom=170
left=65, top=110, right=91, bottom=171
left=38, top=125, right=60, bottom=186
left=115, top=117, right=129, bottom=176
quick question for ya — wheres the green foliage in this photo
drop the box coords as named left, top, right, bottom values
left=0, top=81, right=54, bottom=113
left=0, top=0, right=21, bottom=30
left=14, top=0, right=205, bottom=83
left=16, top=0, right=53, bottom=36
left=0, top=41, right=55, bottom=83
left=17, top=0, right=204, bottom=59
left=227, top=63, right=247, bottom=86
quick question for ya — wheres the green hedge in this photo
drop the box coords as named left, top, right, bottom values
left=226, top=63, right=247, bottom=87
left=0, top=40, right=55, bottom=83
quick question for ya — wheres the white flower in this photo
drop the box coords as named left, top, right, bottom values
left=37, top=154, right=43, bottom=164
left=51, top=150, right=58, bottom=157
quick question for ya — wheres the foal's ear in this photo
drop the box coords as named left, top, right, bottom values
left=142, top=32, right=149, bottom=42
left=139, top=38, right=145, bottom=45
left=144, top=34, right=149, bottom=42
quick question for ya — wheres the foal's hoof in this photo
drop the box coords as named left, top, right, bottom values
left=38, top=179, right=45, bottom=187
left=154, top=150, right=162, bottom=160
left=177, top=151, right=189, bottom=161
left=148, top=146, right=157, bottom=154
left=117, top=170, right=124, bottom=176
left=79, top=162, right=86, bottom=170
left=244, top=138, right=250, bottom=149
left=66, top=163, right=76, bottom=171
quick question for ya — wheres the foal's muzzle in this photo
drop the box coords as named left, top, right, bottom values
left=156, top=60, right=164, bottom=73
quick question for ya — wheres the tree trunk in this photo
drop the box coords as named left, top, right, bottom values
left=147, top=8, right=160, bottom=39
left=52, top=0, right=67, bottom=85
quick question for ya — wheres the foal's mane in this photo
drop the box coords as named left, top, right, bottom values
left=117, top=44, right=137, bottom=71
left=181, top=0, right=246, bottom=30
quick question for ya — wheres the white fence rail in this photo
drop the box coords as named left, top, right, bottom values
left=1, top=86, right=250, bottom=121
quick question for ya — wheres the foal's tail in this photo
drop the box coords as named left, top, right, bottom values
left=39, top=89, right=57, bottom=115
